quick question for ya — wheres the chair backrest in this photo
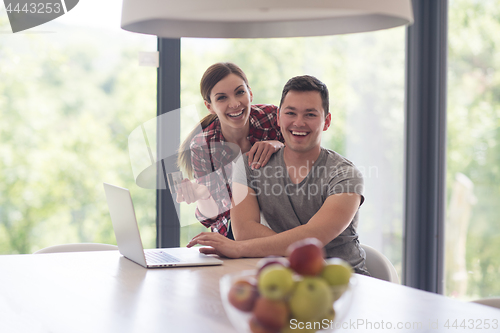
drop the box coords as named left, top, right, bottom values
left=470, top=298, right=500, bottom=309
left=361, top=243, right=400, bottom=284
left=34, top=243, right=118, bottom=254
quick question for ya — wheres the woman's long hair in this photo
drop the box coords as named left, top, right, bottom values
left=177, top=62, right=249, bottom=179
left=177, top=113, right=218, bottom=179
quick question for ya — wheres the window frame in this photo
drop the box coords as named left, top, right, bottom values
left=156, top=38, right=181, bottom=248
left=404, top=0, right=448, bottom=294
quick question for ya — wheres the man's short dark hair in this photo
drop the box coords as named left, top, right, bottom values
left=279, top=75, right=329, bottom=116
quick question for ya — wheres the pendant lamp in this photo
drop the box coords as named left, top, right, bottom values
left=121, top=0, right=413, bottom=38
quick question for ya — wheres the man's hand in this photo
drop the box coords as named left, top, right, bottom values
left=176, top=179, right=210, bottom=204
left=186, top=232, right=242, bottom=258
left=246, top=140, right=284, bottom=170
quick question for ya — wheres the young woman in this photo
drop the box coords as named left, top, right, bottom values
left=177, top=62, right=284, bottom=239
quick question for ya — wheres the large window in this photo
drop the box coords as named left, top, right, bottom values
left=2, top=1, right=407, bottom=283
left=0, top=0, right=157, bottom=254
left=178, top=29, right=406, bottom=277
left=446, top=0, right=500, bottom=299
left=5, top=0, right=498, bottom=298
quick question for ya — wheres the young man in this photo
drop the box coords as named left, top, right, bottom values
left=187, top=75, right=368, bottom=274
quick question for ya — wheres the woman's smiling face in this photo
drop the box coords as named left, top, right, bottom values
left=205, top=73, right=253, bottom=131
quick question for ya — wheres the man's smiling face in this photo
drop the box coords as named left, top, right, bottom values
left=278, top=90, right=331, bottom=154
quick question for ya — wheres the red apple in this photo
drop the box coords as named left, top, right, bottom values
left=228, top=278, right=259, bottom=312
left=287, top=238, right=325, bottom=276
left=252, top=297, right=289, bottom=331
left=256, top=256, right=290, bottom=276
left=249, top=316, right=278, bottom=333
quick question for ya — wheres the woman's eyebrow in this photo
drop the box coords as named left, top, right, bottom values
left=214, top=85, right=244, bottom=96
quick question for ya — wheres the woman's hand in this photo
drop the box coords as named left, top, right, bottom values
left=176, top=179, right=210, bottom=204
left=246, top=140, right=284, bottom=169
left=186, top=232, right=242, bottom=258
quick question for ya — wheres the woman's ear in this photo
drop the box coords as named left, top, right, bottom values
left=205, top=100, right=215, bottom=114
left=249, top=88, right=254, bottom=102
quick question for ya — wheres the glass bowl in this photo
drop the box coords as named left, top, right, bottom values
left=220, top=269, right=356, bottom=333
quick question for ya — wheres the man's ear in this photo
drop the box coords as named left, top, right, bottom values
left=323, top=113, right=332, bottom=131
left=205, top=100, right=216, bottom=114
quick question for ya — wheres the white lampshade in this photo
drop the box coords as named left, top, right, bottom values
left=121, top=0, right=414, bottom=38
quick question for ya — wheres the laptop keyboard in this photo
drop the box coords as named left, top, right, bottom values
left=146, top=251, right=181, bottom=264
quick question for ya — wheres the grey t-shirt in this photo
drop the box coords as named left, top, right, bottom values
left=232, top=147, right=369, bottom=275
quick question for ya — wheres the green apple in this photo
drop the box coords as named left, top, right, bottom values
left=289, top=277, right=332, bottom=322
left=321, top=258, right=352, bottom=301
left=258, top=264, right=294, bottom=300
left=321, top=258, right=353, bottom=286
left=321, top=306, right=335, bottom=322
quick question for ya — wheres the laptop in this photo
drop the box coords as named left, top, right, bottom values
left=103, top=182, right=223, bottom=268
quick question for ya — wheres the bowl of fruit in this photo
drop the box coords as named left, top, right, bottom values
left=220, top=238, right=356, bottom=333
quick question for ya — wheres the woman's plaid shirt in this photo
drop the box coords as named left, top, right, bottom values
left=189, top=104, right=283, bottom=236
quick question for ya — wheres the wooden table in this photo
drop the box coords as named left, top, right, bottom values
left=0, top=250, right=499, bottom=333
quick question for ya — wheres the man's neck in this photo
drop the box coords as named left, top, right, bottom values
left=283, top=146, right=322, bottom=184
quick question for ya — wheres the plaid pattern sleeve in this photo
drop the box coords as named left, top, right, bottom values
left=248, top=104, right=284, bottom=144
left=188, top=105, right=282, bottom=237
left=190, top=122, right=234, bottom=236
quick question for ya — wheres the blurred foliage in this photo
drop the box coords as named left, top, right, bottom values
left=446, top=0, right=500, bottom=299
left=0, top=16, right=157, bottom=253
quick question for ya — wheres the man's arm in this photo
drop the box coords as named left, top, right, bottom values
left=230, top=182, right=277, bottom=241
left=187, top=193, right=361, bottom=258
